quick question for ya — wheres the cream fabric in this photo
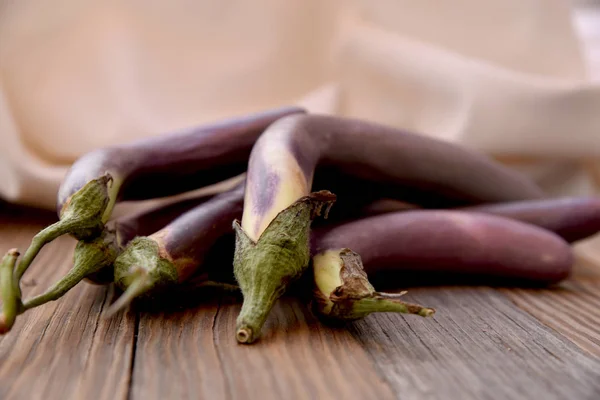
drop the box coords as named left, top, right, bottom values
left=0, top=0, right=598, bottom=212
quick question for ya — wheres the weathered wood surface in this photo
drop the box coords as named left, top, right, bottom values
left=0, top=204, right=135, bottom=400
left=130, top=293, right=397, bottom=400
left=3, top=6, right=600, bottom=399
left=351, top=287, right=600, bottom=400
left=500, top=243, right=600, bottom=358
left=1, top=199, right=600, bottom=400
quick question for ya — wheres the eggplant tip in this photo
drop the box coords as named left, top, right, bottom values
left=104, top=294, right=135, bottom=318
left=0, top=314, right=9, bottom=334
left=420, top=308, right=435, bottom=317
left=103, top=290, right=136, bottom=318
left=103, top=273, right=153, bottom=318
left=102, top=303, right=124, bottom=320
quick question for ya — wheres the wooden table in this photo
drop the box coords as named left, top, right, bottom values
left=3, top=4, right=600, bottom=399
left=1, top=197, right=600, bottom=400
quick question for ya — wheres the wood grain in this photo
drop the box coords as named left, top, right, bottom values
left=2, top=203, right=600, bottom=400
left=128, top=292, right=229, bottom=400
left=348, top=286, right=600, bottom=400
left=503, top=280, right=600, bottom=358
left=501, top=241, right=600, bottom=357
left=130, top=290, right=396, bottom=400
left=0, top=205, right=135, bottom=400
left=1, top=5, right=600, bottom=400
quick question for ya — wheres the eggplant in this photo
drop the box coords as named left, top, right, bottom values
left=233, top=114, right=544, bottom=343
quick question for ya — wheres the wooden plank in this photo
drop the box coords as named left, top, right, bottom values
left=129, top=291, right=229, bottom=400
left=130, top=291, right=396, bottom=400
left=501, top=241, right=600, bottom=357
left=348, top=286, right=600, bottom=400
left=0, top=207, right=135, bottom=400
left=502, top=279, right=600, bottom=358
left=3, top=201, right=600, bottom=400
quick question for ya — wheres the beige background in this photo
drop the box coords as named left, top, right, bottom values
left=1, top=0, right=599, bottom=211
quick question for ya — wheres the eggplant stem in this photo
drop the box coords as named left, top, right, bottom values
left=0, top=249, right=20, bottom=334
left=236, top=327, right=253, bottom=344
left=311, top=248, right=435, bottom=321
left=15, top=175, right=114, bottom=284
left=366, top=292, right=435, bottom=317
left=17, top=229, right=119, bottom=314
left=23, top=263, right=99, bottom=311
left=14, top=219, right=79, bottom=282
left=235, top=294, right=278, bottom=344
left=104, top=272, right=152, bottom=318
left=234, top=191, right=336, bottom=344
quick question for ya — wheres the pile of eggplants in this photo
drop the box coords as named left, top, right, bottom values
left=1, top=106, right=599, bottom=343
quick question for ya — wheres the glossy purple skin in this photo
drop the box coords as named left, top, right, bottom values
left=86, top=191, right=222, bottom=284
left=246, top=114, right=544, bottom=221
left=89, top=184, right=245, bottom=284
left=56, top=106, right=305, bottom=214
left=460, top=197, right=600, bottom=243
left=344, top=195, right=600, bottom=244
left=311, top=210, right=573, bottom=284
left=310, top=168, right=478, bottom=222
left=113, top=193, right=220, bottom=248
left=159, top=183, right=244, bottom=266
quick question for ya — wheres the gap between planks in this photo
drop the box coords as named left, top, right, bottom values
left=2, top=206, right=600, bottom=400
left=126, top=287, right=398, bottom=400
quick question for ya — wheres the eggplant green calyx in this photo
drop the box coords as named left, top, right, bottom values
left=233, top=190, right=336, bottom=344
left=14, top=174, right=114, bottom=285
left=106, top=236, right=178, bottom=317
left=0, top=248, right=20, bottom=334
left=21, top=228, right=120, bottom=312
left=311, top=248, right=435, bottom=322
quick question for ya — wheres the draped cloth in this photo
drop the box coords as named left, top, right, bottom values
left=0, top=0, right=598, bottom=212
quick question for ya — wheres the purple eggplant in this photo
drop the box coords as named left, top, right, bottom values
left=460, top=197, right=600, bottom=243
left=310, top=247, right=435, bottom=323
left=13, top=106, right=305, bottom=289
left=0, top=188, right=233, bottom=333
left=350, top=196, right=600, bottom=244
left=311, top=210, right=573, bottom=286
left=233, top=114, right=544, bottom=343
left=105, top=181, right=247, bottom=316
